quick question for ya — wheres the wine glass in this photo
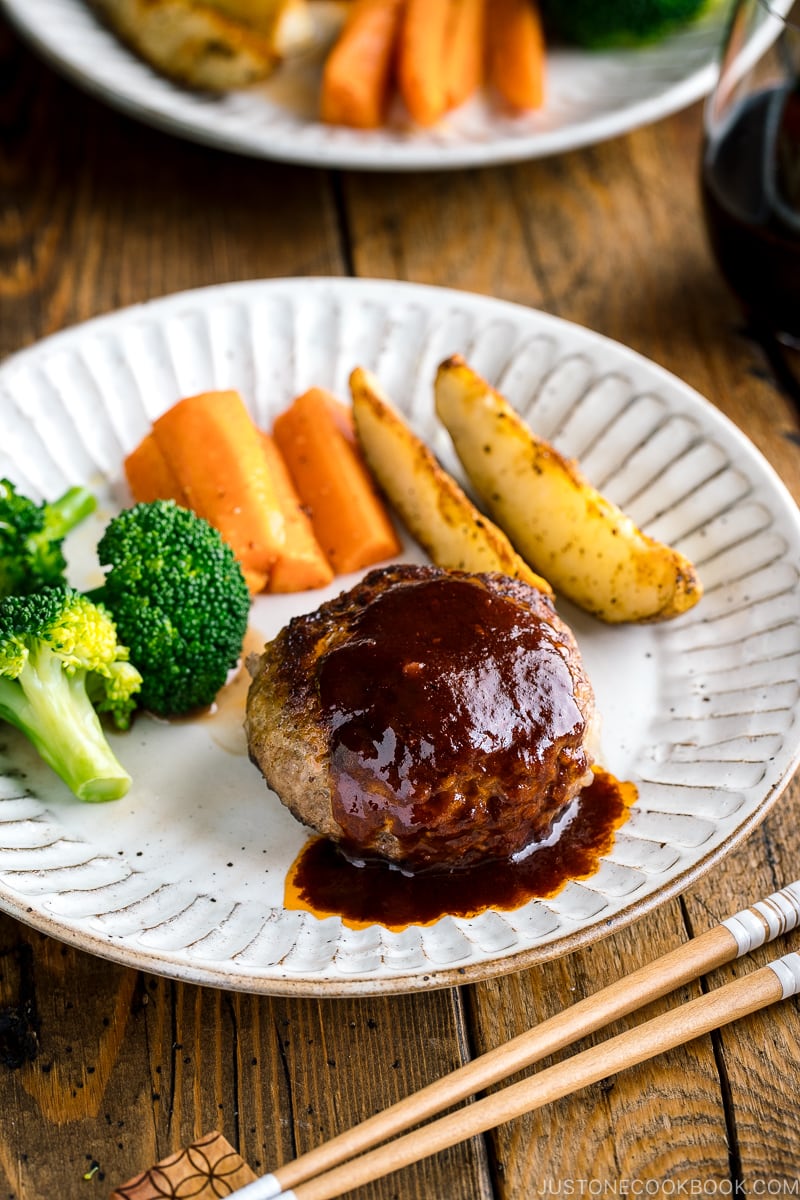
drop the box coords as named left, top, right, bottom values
left=701, top=0, right=800, bottom=344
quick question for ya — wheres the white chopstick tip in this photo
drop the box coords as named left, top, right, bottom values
left=723, top=908, right=767, bottom=955
left=227, top=880, right=800, bottom=1200
left=229, top=1172, right=284, bottom=1198
left=723, top=882, right=800, bottom=956
left=769, top=952, right=800, bottom=1000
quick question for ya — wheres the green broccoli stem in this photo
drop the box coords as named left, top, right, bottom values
left=0, top=647, right=131, bottom=802
left=44, top=487, right=97, bottom=540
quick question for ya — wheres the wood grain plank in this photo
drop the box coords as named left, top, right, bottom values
left=0, top=912, right=147, bottom=1194
left=465, top=909, right=732, bottom=1197
left=0, top=18, right=345, bottom=361
left=680, top=780, right=800, bottom=1188
left=256, top=991, right=493, bottom=1200
left=0, top=933, right=493, bottom=1198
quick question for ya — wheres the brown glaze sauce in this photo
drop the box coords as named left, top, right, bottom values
left=284, top=768, right=637, bottom=931
left=317, top=572, right=591, bottom=867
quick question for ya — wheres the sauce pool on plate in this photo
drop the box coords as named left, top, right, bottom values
left=285, top=767, right=636, bottom=930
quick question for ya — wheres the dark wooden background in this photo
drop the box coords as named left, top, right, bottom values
left=1, top=14, right=800, bottom=1198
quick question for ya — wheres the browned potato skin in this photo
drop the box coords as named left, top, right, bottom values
left=434, top=355, right=703, bottom=624
left=349, top=366, right=553, bottom=596
left=89, top=0, right=310, bottom=90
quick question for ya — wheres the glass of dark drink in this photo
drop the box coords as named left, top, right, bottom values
left=701, top=1, right=800, bottom=343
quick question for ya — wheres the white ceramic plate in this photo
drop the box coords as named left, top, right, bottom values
left=0, top=0, right=737, bottom=170
left=1, top=277, right=799, bottom=996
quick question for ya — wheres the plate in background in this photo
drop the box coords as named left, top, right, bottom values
left=0, top=277, right=799, bottom=995
left=1, top=0, right=737, bottom=170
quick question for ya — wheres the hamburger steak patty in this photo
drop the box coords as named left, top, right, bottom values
left=246, top=564, right=596, bottom=869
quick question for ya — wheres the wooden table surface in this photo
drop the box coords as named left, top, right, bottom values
left=2, top=16, right=800, bottom=1200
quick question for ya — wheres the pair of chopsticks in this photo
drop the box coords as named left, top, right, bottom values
left=233, top=880, right=800, bottom=1200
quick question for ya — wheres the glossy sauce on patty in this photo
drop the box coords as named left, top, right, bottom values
left=317, top=572, right=591, bottom=866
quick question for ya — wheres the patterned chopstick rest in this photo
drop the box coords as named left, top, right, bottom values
left=111, top=1130, right=257, bottom=1199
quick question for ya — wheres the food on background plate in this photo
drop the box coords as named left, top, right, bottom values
left=320, top=0, right=406, bottom=129
left=246, top=563, right=597, bottom=869
left=443, top=0, right=485, bottom=112
left=396, top=0, right=455, bottom=127
left=435, top=355, right=703, bottom=623
left=202, top=0, right=309, bottom=32
left=85, top=0, right=713, bottom=130
left=88, top=0, right=313, bottom=91
left=541, top=0, right=710, bottom=49
left=349, top=366, right=551, bottom=593
left=324, top=0, right=547, bottom=129
left=0, top=587, right=141, bottom=802
left=316, top=0, right=710, bottom=129
left=486, top=0, right=545, bottom=113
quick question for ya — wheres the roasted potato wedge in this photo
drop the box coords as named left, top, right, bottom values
left=90, top=0, right=311, bottom=91
left=204, top=0, right=314, bottom=52
left=350, top=367, right=553, bottom=595
left=434, top=356, right=703, bottom=624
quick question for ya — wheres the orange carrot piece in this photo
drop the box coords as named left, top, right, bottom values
left=273, top=388, right=401, bottom=576
left=321, top=0, right=406, bottom=129
left=151, top=389, right=284, bottom=590
left=124, top=433, right=187, bottom=506
left=241, top=568, right=269, bottom=594
left=397, top=0, right=452, bottom=126
left=260, top=433, right=335, bottom=593
left=444, top=0, right=485, bottom=111
left=487, top=0, right=545, bottom=111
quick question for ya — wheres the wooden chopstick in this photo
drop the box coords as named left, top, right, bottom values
left=232, top=880, right=800, bottom=1200
left=280, top=950, right=800, bottom=1200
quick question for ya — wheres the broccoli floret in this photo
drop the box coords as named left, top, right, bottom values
left=542, top=0, right=708, bottom=48
left=0, top=588, right=141, bottom=802
left=91, top=500, right=251, bottom=717
left=0, top=479, right=97, bottom=598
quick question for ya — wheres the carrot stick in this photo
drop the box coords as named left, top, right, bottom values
left=123, top=429, right=267, bottom=592
left=321, top=0, right=406, bottom=129
left=273, top=388, right=401, bottom=576
left=151, top=389, right=285, bottom=592
left=486, top=0, right=545, bottom=111
left=444, top=0, right=485, bottom=111
left=124, top=433, right=187, bottom=506
left=260, top=433, right=335, bottom=593
left=397, top=0, right=452, bottom=126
